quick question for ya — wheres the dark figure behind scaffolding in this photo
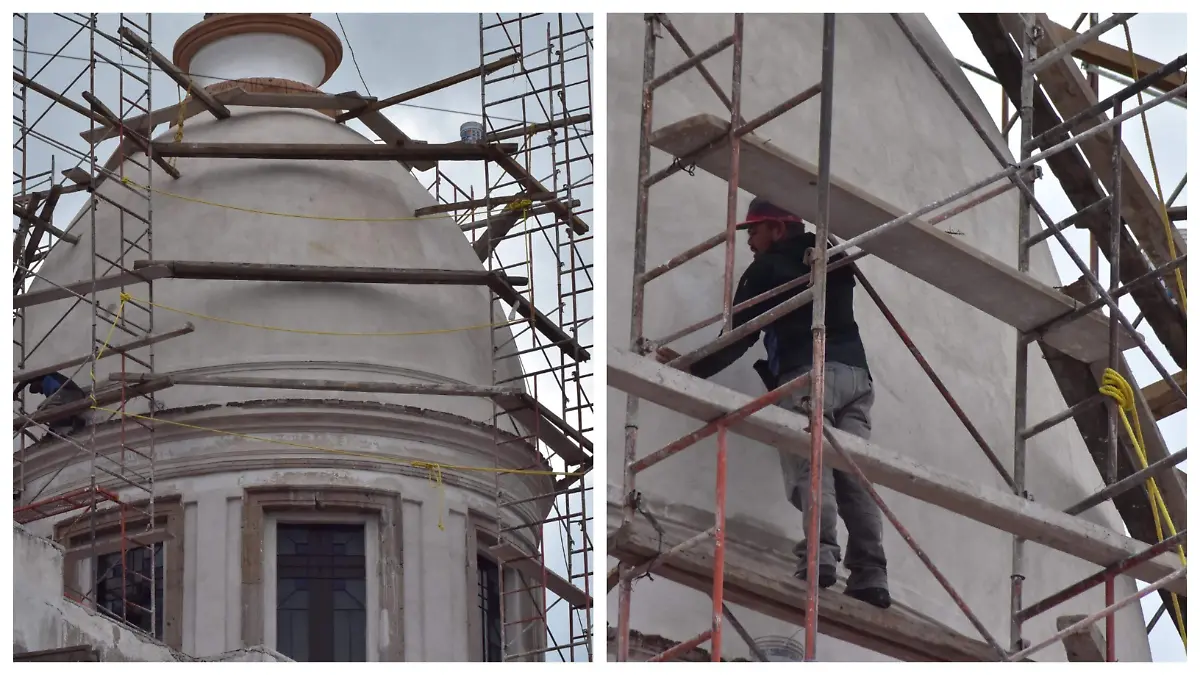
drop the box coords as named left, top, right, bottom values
left=659, top=197, right=891, bottom=609
left=16, top=371, right=89, bottom=438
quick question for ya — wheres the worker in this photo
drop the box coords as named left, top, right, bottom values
left=16, top=371, right=89, bottom=438
left=657, top=197, right=890, bottom=609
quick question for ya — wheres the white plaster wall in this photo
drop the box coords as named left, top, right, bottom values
left=606, top=13, right=1152, bottom=662
left=13, top=524, right=181, bottom=661
left=190, top=33, right=328, bottom=87
left=16, top=105, right=523, bottom=429
left=23, top=460, right=546, bottom=661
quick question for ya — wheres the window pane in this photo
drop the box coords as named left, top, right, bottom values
left=276, top=523, right=366, bottom=662
left=94, top=542, right=165, bottom=639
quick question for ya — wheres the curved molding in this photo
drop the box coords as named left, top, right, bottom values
left=173, top=14, right=343, bottom=85
left=22, top=399, right=555, bottom=524
left=162, top=359, right=479, bottom=388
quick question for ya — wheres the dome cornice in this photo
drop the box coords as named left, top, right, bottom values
left=173, top=13, right=343, bottom=86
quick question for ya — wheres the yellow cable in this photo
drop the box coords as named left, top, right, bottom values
left=1099, top=368, right=1187, bottom=646
left=122, top=177, right=460, bottom=223
left=119, top=292, right=509, bottom=338
left=1120, top=24, right=1186, bottom=312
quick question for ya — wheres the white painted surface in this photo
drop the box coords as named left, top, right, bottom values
left=606, top=13, right=1152, bottom=662
left=14, top=100, right=548, bottom=660
left=189, top=33, right=328, bottom=87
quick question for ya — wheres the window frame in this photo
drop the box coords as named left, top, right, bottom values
left=241, top=486, right=403, bottom=662
left=54, top=494, right=185, bottom=649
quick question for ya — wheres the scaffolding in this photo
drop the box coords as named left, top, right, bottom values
left=611, top=12, right=1185, bottom=662
left=13, top=12, right=594, bottom=662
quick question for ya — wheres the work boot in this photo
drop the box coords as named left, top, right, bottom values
left=794, top=562, right=837, bottom=589
left=845, top=586, right=891, bottom=609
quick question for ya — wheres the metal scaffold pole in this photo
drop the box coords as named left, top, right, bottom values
left=477, top=12, right=595, bottom=661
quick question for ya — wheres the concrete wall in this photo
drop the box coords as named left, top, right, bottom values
left=14, top=524, right=182, bottom=661
left=606, top=13, right=1152, bottom=661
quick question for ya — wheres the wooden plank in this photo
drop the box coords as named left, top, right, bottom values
left=357, top=110, right=435, bottom=172
left=14, top=377, right=173, bottom=432
left=82, top=91, right=181, bottom=180
left=493, top=153, right=590, bottom=235
left=1019, top=15, right=1186, bottom=281
left=486, top=113, right=592, bottom=142
left=608, top=347, right=1187, bottom=595
left=150, top=141, right=518, bottom=162
left=414, top=191, right=555, bottom=217
left=14, top=265, right=172, bottom=310
left=79, top=89, right=377, bottom=144
left=490, top=278, right=591, bottom=363
left=489, top=541, right=592, bottom=609
left=131, top=259, right=527, bottom=287
left=1043, top=20, right=1187, bottom=99
left=649, top=114, right=1129, bottom=364
left=1056, top=615, right=1105, bottom=662
left=117, top=26, right=231, bottom=119
left=1143, top=370, right=1187, bottom=420
left=494, top=393, right=591, bottom=465
left=223, top=89, right=377, bottom=111
left=608, top=502, right=1007, bottom=662
left=15, top=323, right=195, bottom=383
left=961, top=14, right=1186, bottom=369
left=338, top=53, right=521, bottom=122
left=13, top=72, right=113, bottom=128
left=12, top=201, right=78, bottom=246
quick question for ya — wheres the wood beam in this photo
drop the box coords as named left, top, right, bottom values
left=608, top=348, right=1187, bottom=595
left=337, top=53, right=521, bottom=123
left=493, top=153, right=590, bottom=234
left=961, top=14, right=1187, bottom=368
left=1043, top=20, right=1187, bottom=99
left=490, top=278, right=591, bottom=363
left=78, top=89, right=381, bottom=144
left=14, top=324, right=195, bottom=383
left=131, top=259, right=528, bottom=287
left=489, top=541, right=591, bottom=609
left=82, top=91, right=181, bottom=180
left=1056, top=615, right=1105, bottom=662
left=356, top=109, right=435, bottom=172
left=414, top=191, right=555, bottom=217
left=149, top=141, right=517, bottom=162
left=494, top=393, right=592, bottom=465
left=649, top=113, right=1130, bottom=364
left=485, top=113, right=593, bottom=142
left=1166, top=205, right=1186, bottom=222
left=11, top=204, right=79, bottom=246
left=1142, top=370, right=1187, bottom=420
left=14, top=266, right=172, bottom=310
left=116, top=26, right=232, bottom=119
left=13, top=72, right=113, bottom=128
left=1018, top=15, right=1186, bottom=283
left=608, top=502, right=1007, bottom=662
left=14, top=377, right=173, bottom=432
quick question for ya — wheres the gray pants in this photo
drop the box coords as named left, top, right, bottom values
left=777, top=362, right=888, bottom=592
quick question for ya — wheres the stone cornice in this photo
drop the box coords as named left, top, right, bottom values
left=173, top=13, right=343, bottom=86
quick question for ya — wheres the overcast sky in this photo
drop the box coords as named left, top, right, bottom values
left=12, top=12, right=593, bottom=661
left=927, top=12, right=1186, bottom=663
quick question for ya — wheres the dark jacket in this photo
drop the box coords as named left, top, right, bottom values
left=688, top=232, right=869, bottom=381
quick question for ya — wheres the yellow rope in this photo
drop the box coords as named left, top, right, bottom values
left=1099, top=368, right=1187, bottom=645
left=119, top=292, right=509, bottom=338
left=1120, top=24, right=1187, bottom=312
left=167, top=81, right=191, bottom=170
